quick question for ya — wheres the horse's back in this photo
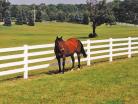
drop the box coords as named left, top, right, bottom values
left=64, top=38, right=81, bottom=53
left=66, top=38, right=79, bottom=43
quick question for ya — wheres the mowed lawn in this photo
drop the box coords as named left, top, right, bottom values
left=0, top=22, right=138, bottom=47
left=0, top=22, right=138, bottom=104
left=0, top=57, right=138, bottom=104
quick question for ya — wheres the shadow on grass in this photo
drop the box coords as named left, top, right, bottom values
left=0, top=55, right=137, bottom=82
left=77, top=36, right=89, bottom=39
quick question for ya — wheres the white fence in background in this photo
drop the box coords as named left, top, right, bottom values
left=117, top=22, right=138, bottom=27
left=0, top=37, right=138, bottom=79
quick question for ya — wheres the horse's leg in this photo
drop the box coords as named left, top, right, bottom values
left=77, top=53, right=81, bottom=70
left=71, top=54, right=75, bottom=70
left=62, top=57, right=66, bottom=74
left=57, top=58, right=61, bottom=73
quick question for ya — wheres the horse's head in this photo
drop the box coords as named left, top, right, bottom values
left=55, top=36, right=63, bottom=45
left=54, top=36, right=64, bottom=54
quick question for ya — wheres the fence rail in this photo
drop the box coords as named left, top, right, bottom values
left=0, top=37, right=138, bottom=79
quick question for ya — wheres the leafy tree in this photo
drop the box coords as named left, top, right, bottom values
left=35, top=9, right=42, bottom=22
left=0, top=0, right=3, bottom=21
left=87, top=0, right=115, bottom=38
left=57, top=10, right=66, bottom=22
left=120, top=0, right=138, bottom=24
left=112, top=0, right=121, bottom=22
left=15, top=10, right=23, bottom=25
left=0, top=0, right=11, bottom=25
left=22, top=10, right=27, bottom=24
left=68, top=13, right=76, bottom=22
left=0, top=13, right=2, bottom=22
left=82, top=12, right=89, bottom=25
left=10, top=5, right=18, bottom=18
left=3, top=0, right=11, bottom=26
left=27, top=12, right=35, bottom=26
left=3, top=10, right=11, bottom=26
left=42, top=12, right=49, bottom=21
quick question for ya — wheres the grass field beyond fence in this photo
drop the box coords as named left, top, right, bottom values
left=0, top=22, right=138, bottom=47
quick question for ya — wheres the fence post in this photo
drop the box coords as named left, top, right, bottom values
left=128, top=37, right=132, bottom=58
left=109, top=38, right=113, bottom=62
left=24, top=45, right=29, bottom=79
left=87, top=39, right=91, bottom=66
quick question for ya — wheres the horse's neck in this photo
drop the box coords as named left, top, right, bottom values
left=61, top=40, right=66, bottom=45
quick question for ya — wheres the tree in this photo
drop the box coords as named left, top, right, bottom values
left=119, top=0, right=138, bottom=24
left=87, top=0, right=115, bottom=38
left=57, top=10, right=66, bottom=22
left=0, top=0, right=11, bottom=25
left=35, top=9, right=42, bottom=22
left=3, top=8, right=12, bottom=26
left=0, top=13, right=2, bottom=22
left=0, top=0, right=3, bottom=21
left=3, top=10, right=11, bottom=26
left=10, top=5, right=18, bottom=18
left=27, top=12, right=35, bottom=26
left=82, top=12, right=89, bottom=25
left=105, top=2, right=116, bottom=25
left=22, top=10, right=27, bottom=24
left=112, top=0, right=121, bottom=22
left=15, top=10, right=23, bottom=25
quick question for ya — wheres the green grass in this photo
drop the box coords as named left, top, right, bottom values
left=0, top=22, right=138, bottom=104
left=0, top=57, right=138, bottom=104
left=0, top=22, right=138, bottom=47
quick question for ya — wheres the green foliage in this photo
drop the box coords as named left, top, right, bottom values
left=22, top=10, right=27, bottom=24
left=9, top=4, right=88, bottom=24
left=15, top=10, right=23, bottom=25
left=0, top=13, right=2, bottom=22
left=113, top=0, right=138, bottom=24
left=82, top=13, right=89, bottom=25
left=87, top=0, right=116, bottom=37
left=10, top=5, right=18, bottom=18
left=35, top=9, right=42, bottom=22
left=57, top=11, right=66, bottom=22
left=1, top=0, right=137, bottom=26
left=0, top=0, right=11, bottom=26
left=27, top=12, right=35, bottom=26
left=3, top=10, right=11, bottom=26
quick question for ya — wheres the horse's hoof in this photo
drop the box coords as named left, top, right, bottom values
left=77, top=68, right=80, bottom=71
left=71, top=69, right=74, bottom=72
left=71, top=68, right=75, bottom=71
left=59, top=72, right=64, bottom=74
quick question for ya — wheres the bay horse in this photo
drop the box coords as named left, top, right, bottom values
left=54, top=36, right=87, bottom=74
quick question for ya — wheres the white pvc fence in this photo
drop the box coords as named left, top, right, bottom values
left=117, top=22, right=138, bottom=27
left=0, top=37, right=138, bottom=79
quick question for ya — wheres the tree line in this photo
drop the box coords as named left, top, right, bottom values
left=0, top=0, right=137, bottom=33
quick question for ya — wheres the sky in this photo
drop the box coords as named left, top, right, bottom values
left=9, top=0, right=113, bottom=5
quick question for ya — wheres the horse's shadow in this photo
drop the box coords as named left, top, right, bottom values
left=77, top=36, right=89, bottom=39
left=46, top=66, right=85, bottom=75
left=46, top=68, right=71, bottom=75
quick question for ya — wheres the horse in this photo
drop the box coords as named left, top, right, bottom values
left=54, top=36, right=87, bottom=74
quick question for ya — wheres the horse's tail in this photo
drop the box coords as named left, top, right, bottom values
left=79, top=41, right=87, bottom=58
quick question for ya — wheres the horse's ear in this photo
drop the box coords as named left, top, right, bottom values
left=60, top=36, right=63, bottom=39
left=56, top=36, right=59, bottom=39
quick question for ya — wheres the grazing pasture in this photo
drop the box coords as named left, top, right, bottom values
left=0, top=22, right=138, bottom=104
left=0, top=22, right=138, bottom=47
